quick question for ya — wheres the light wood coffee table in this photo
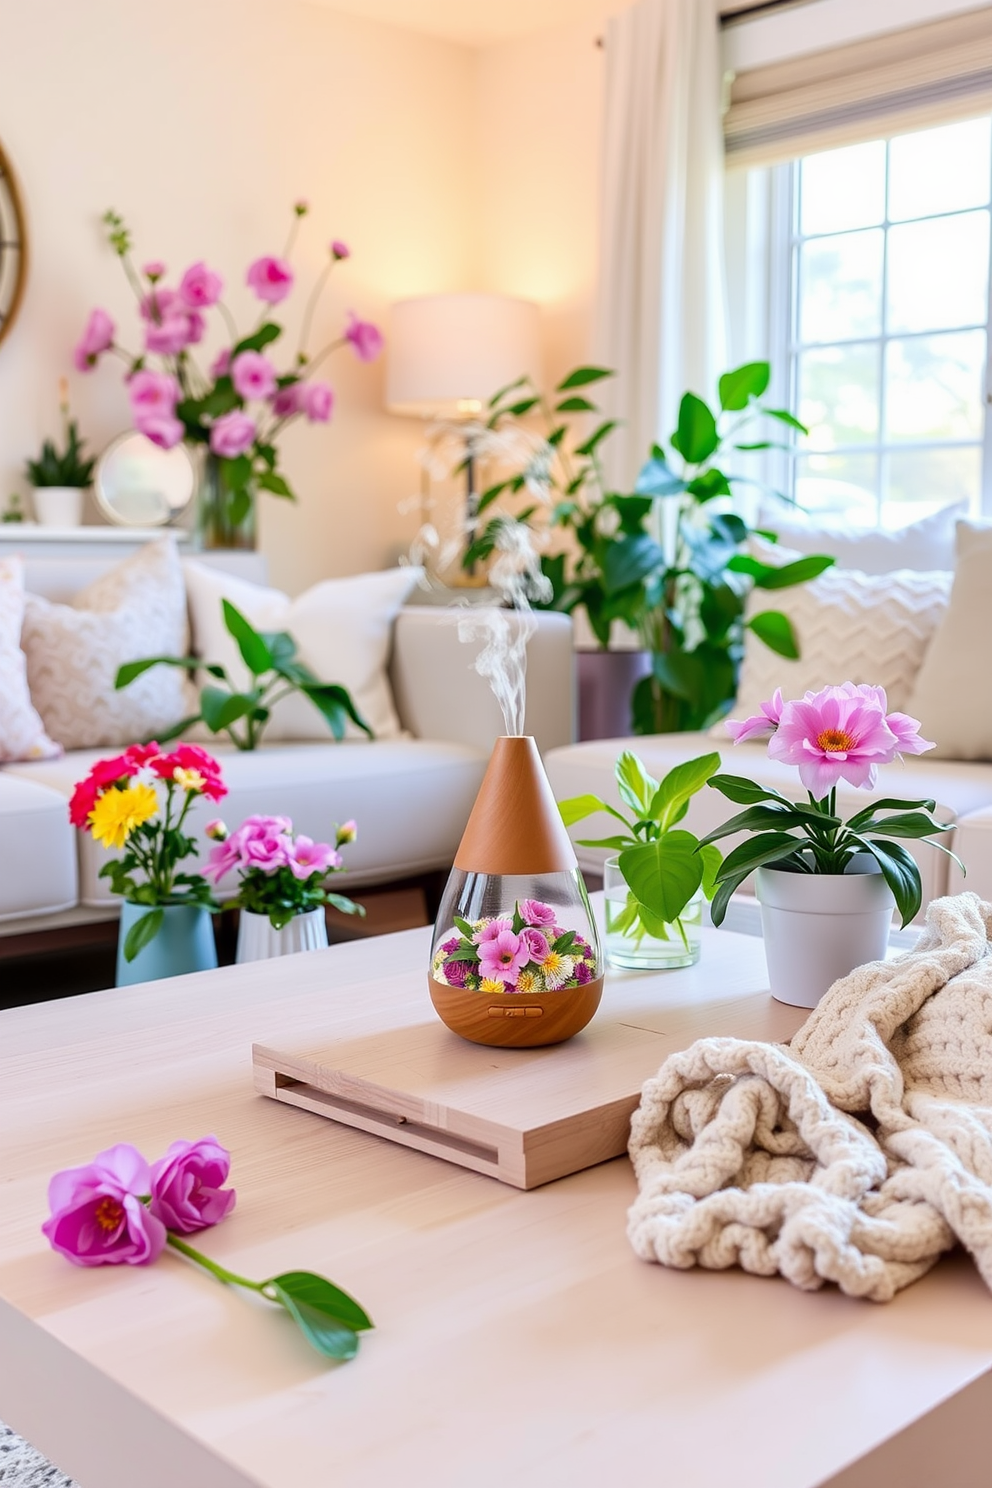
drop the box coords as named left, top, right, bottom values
left=1, top=920, right=990, bottom=1488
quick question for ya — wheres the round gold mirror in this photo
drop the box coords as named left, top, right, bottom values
left=0, top=141, right=27, bottom=350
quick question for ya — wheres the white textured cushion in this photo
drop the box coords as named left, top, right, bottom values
left=11, top=739, right=487, bottom=906
left=0, top=771, right=77, bottom=919
left=758, top=501, right=963, bottom=574
left=21, top=537, right=190, bottom=750
left=183, top=563, right=420, bottom=741
left=0, top=557, right=60, bottom=762
left=728, top=537, right=951, bottom=725
left=906, top=520, right=992, bottom=759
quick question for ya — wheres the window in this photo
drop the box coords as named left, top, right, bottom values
left=777, top=116, right=992, bottom=527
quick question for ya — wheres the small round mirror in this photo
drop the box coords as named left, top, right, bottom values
left=94, top=432, right=195, bottom=527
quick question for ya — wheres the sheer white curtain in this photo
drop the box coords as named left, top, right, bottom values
left=595, top=0, right=728, bottom=491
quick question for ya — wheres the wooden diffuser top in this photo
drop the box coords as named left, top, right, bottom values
left=453, top=735, right=578, bottom=876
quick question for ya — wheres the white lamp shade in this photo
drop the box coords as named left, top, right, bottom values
left=386, top=292, right=541, bottom=418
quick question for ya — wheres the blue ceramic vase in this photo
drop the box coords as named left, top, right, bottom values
left=116, top=902, right=218, bottom=987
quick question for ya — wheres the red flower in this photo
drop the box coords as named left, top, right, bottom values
left=153, top=745, right=227, bottom=802
left=68, top=748, right=146, bottom=829
left=124, top=742, right=163, bottom=769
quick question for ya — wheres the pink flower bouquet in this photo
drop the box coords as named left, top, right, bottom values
left=42, top=1136, right=372, bottom=1362
left=431, top=899, right=598, bottom=994
left=74, top=205, right=382, bottom=539
left=701, top=682, right=957, bottom=927
left=69, top=743, right=226, bottom=961
left=205, top=813, right=361, bottom=928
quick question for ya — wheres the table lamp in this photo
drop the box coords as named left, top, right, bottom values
left=386, top=292, right=541, bottom=570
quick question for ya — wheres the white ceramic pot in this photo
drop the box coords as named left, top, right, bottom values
left=235, top=906, right=328, bottom=963
left=756, top=855, right=895, bottom=1009
left=32, top=486, right=85, bottom=526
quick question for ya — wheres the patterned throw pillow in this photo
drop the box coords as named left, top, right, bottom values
left=721, top=536, right=952, bottom=729
left=21, top=537, right=191, bottom=750
left=0, top=557, right=60, bottom=762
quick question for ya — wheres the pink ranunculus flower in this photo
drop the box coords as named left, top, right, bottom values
left=136, top=412, right=185, bottom=450
left=270, top=383, right=301, bottom=417
left=73, top=307, right=115, bottom=371
left=231, top=350, right=278, bottom=402
left=246, top=255, right=294, bottom=304
left=519, top=899, right=556, bottom=928
left=330, top=240, right=350, bottom=260
left=725, top=687, right=784, bottom=745
left=210, top=410, right=256, bottom=458
left=179, top=261, right=223, bottom=308
left=287, top=835, right=341, bottom=881
left=344, top=313, right=383, bottom=363
left=521, top=927, right=550, bottom=963
left=129, top=368, right=180, bottom=417
left=479, top=929, right=529, bottom=985
left=299, top=381, right=334, bottom=423
left=42, top=1143, right=166, bottom=1268
left=210, top=347, right=232, bottom=380
left=149, top=1136, right=236, bottom=1235
left=767, top=684, right=909, bottom=799
left=474, top=916, right=513, bottom=945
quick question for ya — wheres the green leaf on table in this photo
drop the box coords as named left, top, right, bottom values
left=267, top=1286, right=358, bottom=1361
left=718, top=361, right=770, bottom=411
left=556, top=366, right=614, bottom=390
left=123, top=907, right=164, bottom=963
left=747, top=609, right=799, bottom=658
left=619, top=831, right=703, bottom=925
left=676, top=392, right=719, bottom=465
left=222, top=600, right=273, bottom=675
left=649, top=753, right=721, bottom=832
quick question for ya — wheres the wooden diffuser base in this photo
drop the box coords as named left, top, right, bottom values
left=428, top=976, right=604, bottom=1048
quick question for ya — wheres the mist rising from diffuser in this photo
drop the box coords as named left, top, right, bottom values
left=458, top=519, right=551, bottom=737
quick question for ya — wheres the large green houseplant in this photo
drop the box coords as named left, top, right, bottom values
left=461, top=361, right=832, bottom=734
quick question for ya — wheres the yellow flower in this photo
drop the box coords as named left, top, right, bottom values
left=479, top=977, right=504, bottom=994
left=541, top=951, right=575, bottom=991
left=173, top=766, right=205, bottom=794
left=88, top=782, right=158, bottom=850
left=516, top=970, right=538, bottom=994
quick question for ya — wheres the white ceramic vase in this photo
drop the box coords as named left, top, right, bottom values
left=756, top=855, right=895, bottom=1009
left=32, top=486, right=85, bottom=526
left=235, top=906, right=328, bottom=964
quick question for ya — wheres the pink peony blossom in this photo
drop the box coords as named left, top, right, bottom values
left=231, top=350, right=277, bottom=402
left=521, top=928, right=550, bottom=963
left=331, top=240, right=350, bottom=260
left=344, top=313, right=383, bottom=363
left=129, top=368, right=180, bottom=417
left=179, top=261, right=223, bottom=309
left=210, top=347, right=232, bottom=380
left=725, top=688, right=784, bottom=745
left=210, top=410, right=256, bottom=458
left=299, top=381, right=334, bottom=423
left=42, top=1143, right=166, bottom=1267
left=286, top=835, right=341, bottom=880
left=478, top=929, right=529, bottom=985
left=242, top=831, right=291, bottom=873
left=246, top=255, right=294, bottom=304
left=767, top=684, right=909, bottom=798
left=149, top=1136, right=236, bottom=1235
left=519, top=899, right=556, bottom=927
left=136, top=412, right=184, bottom=450
left=73, top=307, right=115, bottom=371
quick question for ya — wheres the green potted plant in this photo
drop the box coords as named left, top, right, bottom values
left=458, top=361, right=833, bottom=736
left=26, top=380, right=96, bottom=527
left=559, top=748, right=723, bottom=969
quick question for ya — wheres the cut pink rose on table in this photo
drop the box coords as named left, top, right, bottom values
left=149, top=1136, right=236, bottom=1235
left=42, top=1142, right=166, bottom=1267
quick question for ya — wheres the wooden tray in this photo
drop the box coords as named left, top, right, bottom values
left=253, top=932, right=805, bottom=1189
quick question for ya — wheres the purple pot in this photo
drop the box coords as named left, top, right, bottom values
left=576, top=650, right=652, bottom=741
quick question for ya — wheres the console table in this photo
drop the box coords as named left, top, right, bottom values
left=1, top=923, right=989, bottom=1488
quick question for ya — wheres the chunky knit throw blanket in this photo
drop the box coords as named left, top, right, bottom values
left=627, top=893, right=992, bottom=1301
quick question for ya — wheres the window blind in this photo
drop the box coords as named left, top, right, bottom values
left=725, top=6, right=992, bottom=165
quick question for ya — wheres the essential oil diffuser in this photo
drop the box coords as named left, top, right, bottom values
left=428, top=735, right=604, bottom=1048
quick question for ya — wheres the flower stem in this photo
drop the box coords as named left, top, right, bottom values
left=166, top=1233, right=265, bottom=1294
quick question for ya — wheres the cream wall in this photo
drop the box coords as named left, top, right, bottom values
left=0, top=0, right=477, bottom=592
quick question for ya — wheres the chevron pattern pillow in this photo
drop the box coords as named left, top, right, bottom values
left=723, top=536, right=952, bottom=730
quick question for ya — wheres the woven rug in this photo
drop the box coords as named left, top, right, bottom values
left=0, top=1425, right=77, bottom=1487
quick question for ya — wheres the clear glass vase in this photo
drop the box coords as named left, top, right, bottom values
left=195, top=449, right=256, bottom=550
left=603, top=855, right=702, bottom=971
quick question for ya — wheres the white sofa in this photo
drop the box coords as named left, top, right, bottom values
left=0, top=564, right=575, bottom=940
